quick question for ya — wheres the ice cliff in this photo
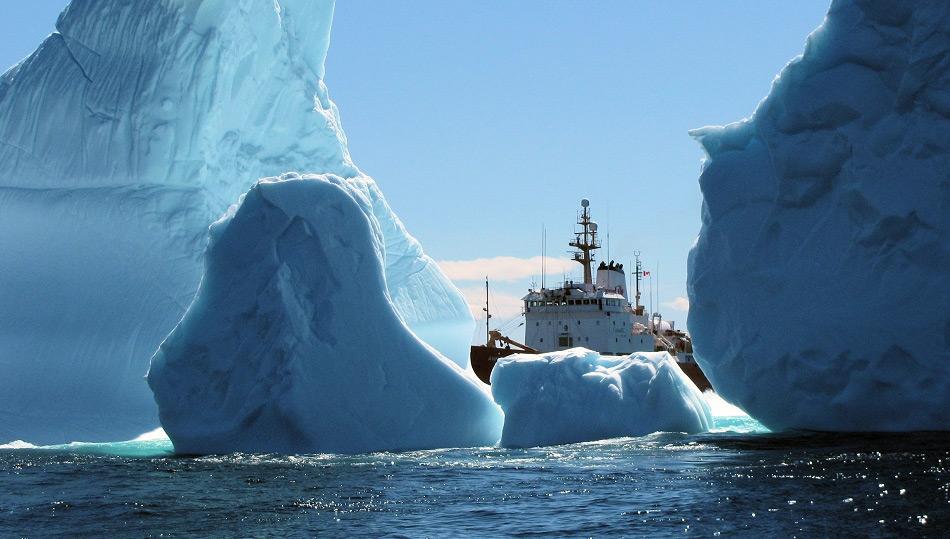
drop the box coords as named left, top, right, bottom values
left=491, top=350, right=711, bottom=448
left=147, top=174, right=502, bottom=454
left=688, top=0, right=950, bottom=431
left=0, top=0, right=472, bottom=445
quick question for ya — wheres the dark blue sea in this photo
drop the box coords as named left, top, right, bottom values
left=2, top=416, right=948, bottom=537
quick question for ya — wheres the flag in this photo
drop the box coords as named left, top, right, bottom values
left=643, top=271, right=651, bottom=277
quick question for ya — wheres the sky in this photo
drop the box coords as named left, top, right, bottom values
left=2, top=1, right=832, bottom=339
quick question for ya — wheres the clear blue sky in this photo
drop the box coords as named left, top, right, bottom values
left=2, top=1, right=831, bottom=332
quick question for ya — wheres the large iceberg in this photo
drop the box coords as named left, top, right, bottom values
left=0, top=0, right=472, bottom=445
left=491, top=349, right=712, bottom=448
left=688, top=0, right=950, bottom=431
left=147, top=174, right=502, bottom=454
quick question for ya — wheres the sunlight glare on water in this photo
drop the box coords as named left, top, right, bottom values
left=2, top=402, right=947, bottom=536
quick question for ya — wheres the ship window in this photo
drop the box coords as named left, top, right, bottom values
left=596, top=320, right=600, bottom=325
left=535, top=322, right=539, bottom=326
left=540, top=338, right=543, bottom=343
left=558, top=336, right=571, bottom=347
left=563, top=325, right=568, bottom=331
left=577, top=320, right=581, bottom=325
left=585, top=337, right=589, bottom=342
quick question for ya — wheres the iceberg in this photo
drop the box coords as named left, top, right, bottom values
left=688, top=0, right=950, bottom=431
left=490, top=349, right=712, bottom=448
left=0, top=0, right=471, bottom=445
left=147, top=174, right=502, bottom=455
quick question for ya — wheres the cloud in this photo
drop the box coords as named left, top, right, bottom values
left=663, top=296, right=690, bottom=312
left=437, top=256, right=575, bottom=282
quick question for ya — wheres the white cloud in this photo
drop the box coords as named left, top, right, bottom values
left=663, top=296, right=690, bottom=312
left=437, top=256, right=575, bottom=282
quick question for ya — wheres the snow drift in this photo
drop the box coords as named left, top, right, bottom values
left=147, top=174, right=502, bottom=455
left=490, top=349, right=711, bottom=448
left=0, top=0, right=472, bottom=445
left=688, top=0, right=950, bottom=431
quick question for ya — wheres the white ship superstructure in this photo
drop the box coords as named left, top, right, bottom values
left=522, top=199, right=654, bottom=355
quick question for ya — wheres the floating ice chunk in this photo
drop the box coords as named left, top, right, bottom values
left=147, top=174, right=502, bottom=455
left=688, top=0, right=950, bottom=431
left=490, top=349, right=712, bottom=448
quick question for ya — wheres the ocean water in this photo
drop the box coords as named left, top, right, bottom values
left=2, top=416, right=948, bottom=537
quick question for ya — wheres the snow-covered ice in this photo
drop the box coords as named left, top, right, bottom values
left=0, top=0, right=472, bottom=445
left=490, top=349, right=712, bottom=448
left=147, top=174, right=502, bottom=455
left=688, top=0, right=950, bottom=431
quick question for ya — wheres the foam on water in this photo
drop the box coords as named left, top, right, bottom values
left=0, top=429, right=174, bottom=458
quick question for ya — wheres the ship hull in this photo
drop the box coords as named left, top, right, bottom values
left=470, top=345, right=521, bottom=385
left=676, top=361, right=712, bottom=392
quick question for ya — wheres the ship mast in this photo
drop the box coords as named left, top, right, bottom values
left=634, top=251, right=642, bottom=309
left=569, top=199, right=600, bottom=285
left=483, top=277, right=492, bottom=346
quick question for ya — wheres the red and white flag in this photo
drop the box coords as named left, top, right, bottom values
left=642, top=271, right=651, bottom=277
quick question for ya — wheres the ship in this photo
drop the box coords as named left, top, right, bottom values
left=470, top=199, right=712, bottom=391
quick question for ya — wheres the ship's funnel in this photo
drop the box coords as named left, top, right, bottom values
left=596, top=263, right=627, bottom=300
